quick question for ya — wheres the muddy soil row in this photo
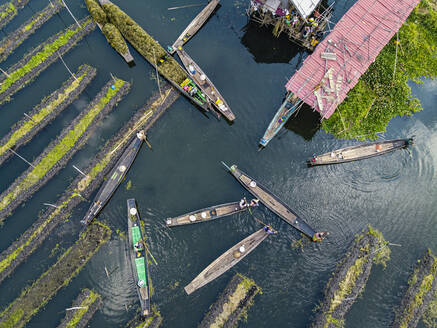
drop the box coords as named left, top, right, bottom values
left=57, top=288, right=102, bottom=328
left=0, top=0, right=63, bottom=63
left=0, top=83, right=179, bottom=285
left=0, top=78, right=130, bottom=222
left=0, top=17, right=95, bottom=105
left=0, top=64, right=96, bottom=167
left=0, top=0, right=31, bottom=30
left=311, top=227, right=390, bottom=328
left=0, top=222, right=111, bottom=328
left=199, top=273, right=261, bottom=328
left=392, top=250, right=437, bottom=328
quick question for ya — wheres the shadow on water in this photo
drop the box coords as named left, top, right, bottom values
left=240, top=21, right=303, bottom=64
left=284, top=103, right=321, bottom=141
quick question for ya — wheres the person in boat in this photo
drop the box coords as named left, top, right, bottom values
left=312, top=232, right=327, bottom=242
left=249, top=199, right=260, bottom=207
left=239, top=198, right=248, bottom=209
left=264, top=226, right=274, bottom=234
left=311, top=156, right=317, bottom=163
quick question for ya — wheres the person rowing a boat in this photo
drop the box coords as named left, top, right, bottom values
left=239, top=198, right=248, bottom=209
left=249, top=199, right=260, bottom=207
left=312, top=232, right=328, bottom=242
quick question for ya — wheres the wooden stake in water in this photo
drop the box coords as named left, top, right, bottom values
left=43, top=203, right=58, bottom=208
left=60, top=0, right=81, bottom=28
left=58, top=52, right=77, bottom=81
left=23, top=113, right=36, bottom=122
left=72, top=165, right=87, bottom=177
left=0, top=67, right=10, bottom=79
left=168, top=3, right=202, bottom=10
left=8, top=148, right=35, bottom=168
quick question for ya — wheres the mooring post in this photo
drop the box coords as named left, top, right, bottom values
left=72, top=165, right=87, bottom=177
left=58, top=51, right=77, bottom=81
left=60, top=0, right=81, bottom=28
left=8, top=148, right=35, bottom=168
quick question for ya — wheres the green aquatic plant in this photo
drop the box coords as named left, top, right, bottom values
left=0, top=65, right=96, bottom=163
left=84, top=0, right=107, bottom=25
left=0, top=78, right=128, bottom=221
left=0, top=222, right=111, bottom=328
left=101, top=2, right=188, bottom=84
left=0, top=86, right=178, bottom=286
left=0, top=17, right=95, bottom=104
left=63, top=289, right=101, bottom=328
left=102, top=23, right=129, bottom=55
left=322, top=0, right=437, bottom=140
left=0, top=0, right=63, bottom=62
left=0, top=2, right=17, bottom=29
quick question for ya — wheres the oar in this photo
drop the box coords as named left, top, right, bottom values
left=145, top=245, right=158, bottom=265
left=253, top=216, right=278, bottom=234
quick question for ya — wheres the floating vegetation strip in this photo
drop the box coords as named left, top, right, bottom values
left=0, top=0, right=63, bottom=63
left=392, top=250, right=437, bottom=328
left=0, top=83, right=178, bottom=285
left=101, top=1, right=188, bottom=84
left=125, top=306, right=162, bottom=328
left=0, top=222, right=111, bottom=328
left=0, top=77, right=130, bottom=223
left=57, top=288, right=102, bottom=328
left=199, top=273, right=261, bottom=328
left=0, top=17, right=96, bottom=105
left=0, top=64, right=96, bottom=167
left=0, top=0, right=30, bottom=30
left=84, top=0, right=108, bottom=25
left=322, top=0, right=437, bottom=140
left=311, top=226, right=390, bottom=328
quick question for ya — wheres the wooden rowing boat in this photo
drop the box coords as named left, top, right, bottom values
left=166, top=199, right=258, bottom=227
left=127, top=198, right=151, bottom=317
left=176, top=47, right=235, bottom=121
left=81, top=131, right=145, bottom=224
left=259, top=92, right=299, bottom=147
left=184, top=227, right=273, bottom=294
left=222, top=162, right=319, bottom=240
left=307, top=138, right=414, bottom=166
left=169, top=0, right=220, bottom=54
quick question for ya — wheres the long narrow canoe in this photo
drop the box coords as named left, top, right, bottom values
left=176, top=47, right=235, bottom=121
left=259, top=92, right=299, bottom=147
left=81, top=131, right=145, bottom=224
left=185, top=227, right=273, bottom=294
left=166, top=199, right=258, bottom=227
left=308, top=138, right=414, bottom=166
left=127, top=199, right=151, bottom=317
left=169, top=0, right=220, bottom=54
left=222, top=162, right=319, bottom=240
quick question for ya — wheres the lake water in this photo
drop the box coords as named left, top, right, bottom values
left=0, top=0, right=435, bottom=327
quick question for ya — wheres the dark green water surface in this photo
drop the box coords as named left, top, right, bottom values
left=0, top=0, right=436, bottom=327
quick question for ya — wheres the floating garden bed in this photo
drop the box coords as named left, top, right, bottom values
left=101, top=1, right=188, bottom=84
left=0, top=0, right=63, bottom=63
left=310, top=226, right=390, bottom=328
left=199, top=273, right=261, bottom=328
left=125, top=306, right=162, bottom=328
left=322, top=0, right=437, bottom=140
left=0, top=64, right=96, bottom=167
left=0, top=77, right=130, bottom=223
left=57, top=288, right=102, bottom=328
left=0, top=17, right=96, bottom=105
left=0, top=221, right=111, bottom=328
left=85, top=0, right=133, bottom=64
left=0, top=0, right=30, bottom=30
left=392, top=250, right=437, bottom=328
left=0, top=84, right=178, bottom=285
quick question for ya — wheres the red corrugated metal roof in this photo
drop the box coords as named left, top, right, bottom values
left=285, top=0, right=419, bottom=119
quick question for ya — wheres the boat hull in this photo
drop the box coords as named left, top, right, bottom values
left=225, top=164, right=316, bottom=239
left=260, top=93, right=299, bottom=147
left=127, top=198, right=151, bottom=317
left=184, top=228, right=269, bottom=294
left=176, top=48, right=235, bottom=121
left=170, top=0, right=220, bottom=54
left=166, top=201, right=250, bottom=227
left=81, top=133, right=143, bottom=224
left=308, top=138, right=413, bottom=166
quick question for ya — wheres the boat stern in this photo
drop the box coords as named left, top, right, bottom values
left=259, top=137, right=269, bottom=147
